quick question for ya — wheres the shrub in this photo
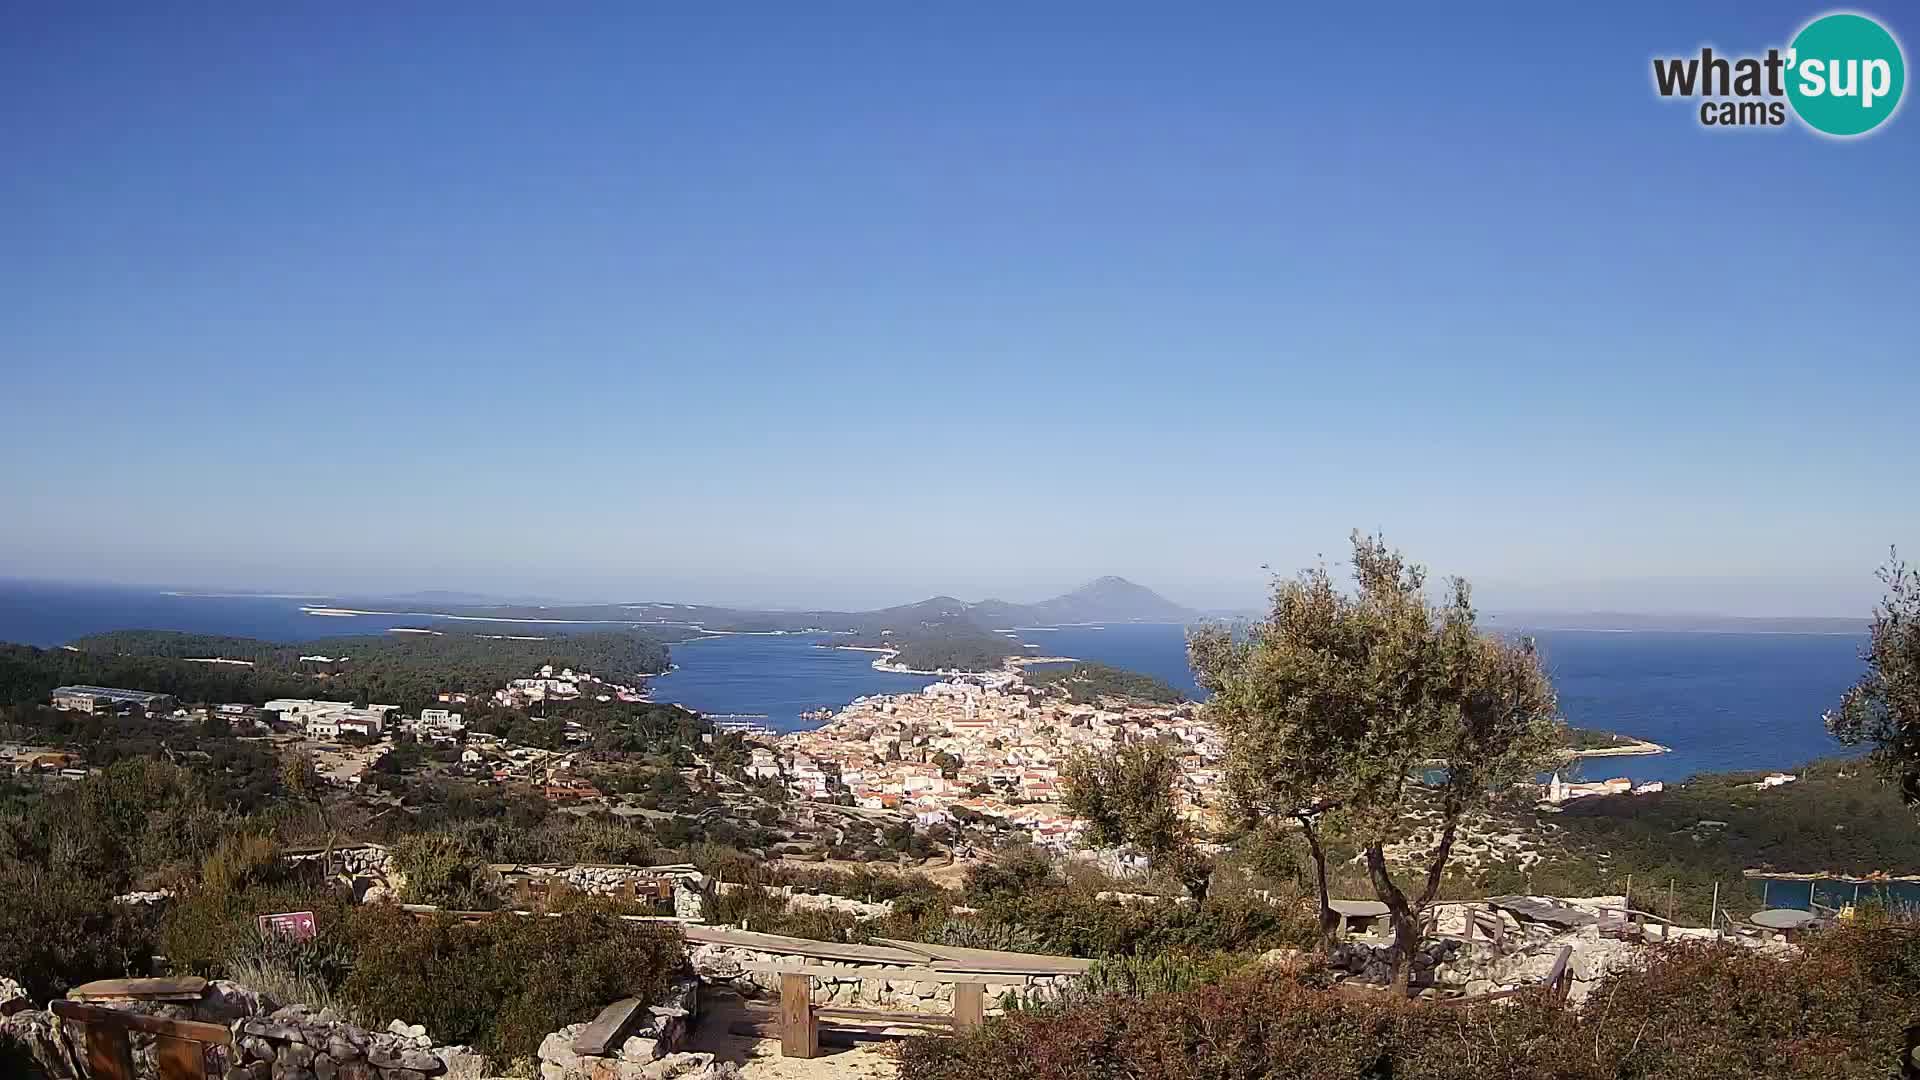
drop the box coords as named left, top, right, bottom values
left=1068, top=952, right=1242, bottom=1002
left=337, top=903, right=686, bottom=1061
left=0, top=865, right=153, bottom=1001
left=160, top=880, right=354, bottom=978
left=975, top=890, right=1311, bottom=958
left=962, top=846, right=1058, bottom=904
left=899, top=921, right=1920, bottom=1080
left=390, top=833, right=503, bottom=910
left=937, top=918, right=1044, bottom=954
left=201, top=833, right=285, bottom=899
left=223, top=924, right=356, bottom=1016
left=706, top=885, right=791, bottom=930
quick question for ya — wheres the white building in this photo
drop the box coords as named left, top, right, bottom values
left=745, top=748, right=782, bottom=781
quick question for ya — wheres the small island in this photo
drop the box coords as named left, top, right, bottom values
left=1561, top=726, right=1670, bottom=758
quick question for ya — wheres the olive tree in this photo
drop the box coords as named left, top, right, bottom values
left=1192, top=533, right=1560, bottom=988
left=1828, top=551, right=1920, bottom=808
left=1060, top=737, right=1213, bottom=900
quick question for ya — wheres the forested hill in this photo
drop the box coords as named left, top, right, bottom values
left=1024, top=661, right=1186, bottom=705
left=349, top=575, right=1201, bottom=634
left=349, top=576, right=1200, bottom=674
left=0, top=629, right=670, bottom=709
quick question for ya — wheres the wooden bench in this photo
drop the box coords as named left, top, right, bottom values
left=770, top=971, right=985, bottom=1059
left=50, top=1000, right=233, bottom=1080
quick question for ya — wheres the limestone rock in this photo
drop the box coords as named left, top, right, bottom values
left=432, top=1045, right=491, bottom=1080
left=617, top=1035, right=661, bottom=1062
left=395, top=1048, right=442, bottom=1072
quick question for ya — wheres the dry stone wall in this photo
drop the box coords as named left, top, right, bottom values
left=0, top=981, right=487, bottom=1080
left=534, top=978, right=730, bottom=1080
left=511, top=866, right=706, bottom=920
left=284, top=844, right=401, bottom=903
left=688, top=942, right=1074, bottom=1012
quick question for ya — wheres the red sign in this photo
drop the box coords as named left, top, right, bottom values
left=257, top=911, right=317, bottom=941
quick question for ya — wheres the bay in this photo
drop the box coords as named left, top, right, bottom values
left=0, top=582, right=1871, bottom=782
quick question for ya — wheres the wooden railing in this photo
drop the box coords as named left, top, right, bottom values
left=49, top=1001, right=232, bottom=1080
left=729, top=971, right=986, bottom=1059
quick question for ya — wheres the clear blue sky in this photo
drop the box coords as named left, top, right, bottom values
left=2, top=3, right=1914, bottom=614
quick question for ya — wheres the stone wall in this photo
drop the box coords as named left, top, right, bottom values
left=534, top=978, right=718, bottom=1080
left=284, top=844, right=401, bottom=903
left=512, top=866, right=706, bottom=921
left=229, top=1007, right=492, bottom=1080
left=0, top=982, right=488, bottom=1080
left=687, top=942, right=1075, bottom=1013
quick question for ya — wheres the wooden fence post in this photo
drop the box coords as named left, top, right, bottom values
left=155, top=1035, right=207, bottom=1080
left=953, top=982, right=984, bottom=1033
left=84, top=1023, right=135, bottom=1080
left=779, top=973, right=818, bottom=1059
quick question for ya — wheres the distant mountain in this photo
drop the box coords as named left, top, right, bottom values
left=1019, top=576, right=1200, bottom=625
left=325, top=577, right=1200, bottom=673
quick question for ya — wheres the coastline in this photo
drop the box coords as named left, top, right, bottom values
left=1566, top=739, right=1672, bottom=759
left=826, top=643, right=1080, bottom=678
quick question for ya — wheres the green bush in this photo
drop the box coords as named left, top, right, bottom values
left=937, top=917, right=1044, bottom=954
left=160, top=880, right=353, bottom=979
left=390, top=833, right=503, bottom=910
left=201, top=833, right=285, bottom=898
left=1069, top=952, right=1242, bottom=1001
left=975, top=889, right=1310, bottom=958
left=706, top=884, right=791, bottom=930
left=337, top=903, right=685, bottom=1060
left=0, top=865, right=153, bottom=1001
left=223, top=923, right=358, bottom=1016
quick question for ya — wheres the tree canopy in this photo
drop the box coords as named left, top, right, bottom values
left=0, top=628, right=671, bottom=710
left=1190, top=532, right=1561, bottom=987
left=1828, top=550, right=1920, bottom=809
left=1060, top=737, right=1211, bottom=899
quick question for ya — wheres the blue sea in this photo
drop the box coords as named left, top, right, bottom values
left=0, top=582, right=1871, bottom=784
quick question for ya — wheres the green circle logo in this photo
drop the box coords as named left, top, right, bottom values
left=1786, top=13, right=1905, bottom=136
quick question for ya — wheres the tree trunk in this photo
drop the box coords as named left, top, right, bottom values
left=1416, top=814, right=1460, bottom=909
left=1364, top=842, right=1418, bottom=996
left=1297, top=814, right=1339, bottom=949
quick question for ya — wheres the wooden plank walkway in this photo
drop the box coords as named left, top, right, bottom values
left=869, top=938, right=1096, bottom=975
left=682, top=925, right=932, bottom=966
